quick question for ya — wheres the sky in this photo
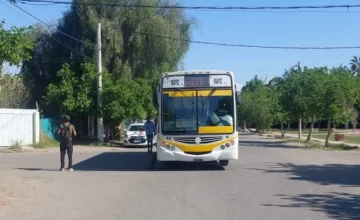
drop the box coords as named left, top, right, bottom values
left=1, top=0, right=360, bottom=87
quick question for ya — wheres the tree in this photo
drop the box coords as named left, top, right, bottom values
left=0, top=74, right=30, bottom=108
left=239, top=77, right=274, bottom=132
left=22, top=0, right=195, bottom=117
left=301, top=67, right=328, bottom=142
left=281, top=65, right=312, bottom=139
left=350, top=55, right=360, bottom=76
left=46, top=63, right=97, bottom=115
left=320, top=67, right=359, bottom=147
left=0, top=20, right=34, bottom=72
left=349, top=107, right=358, bottom=133
left=268, top=76, right=290, bottom=137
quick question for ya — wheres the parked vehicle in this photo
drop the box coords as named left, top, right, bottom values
left=124, top=123, right=156, bottom=146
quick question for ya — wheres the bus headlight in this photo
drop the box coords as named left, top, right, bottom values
left=225, top=143, right=230, bottom=148
left=221, top=145, right=225, bottom=150
left=166, top=144, right=171, bottom=149
left=170, top=146, right=175, bottom=151
left=230, top=140, right=235, bottom=146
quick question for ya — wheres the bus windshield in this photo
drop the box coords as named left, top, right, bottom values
left=162, top=89, right=234, bottom=135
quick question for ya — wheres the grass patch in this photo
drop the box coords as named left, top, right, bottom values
left=11, top=141, right=22, bottom=152
left=0, top=148, right=16, bottom=153
left=280, top=130, right=360, bottom=145
left=32, top=132, right=59, bottom=148
left=306, top=133, right=360, bottom=144
left=286, top=138, right=359, bottom=151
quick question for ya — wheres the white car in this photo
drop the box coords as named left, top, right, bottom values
left=124, top=123, right=156, bottom=146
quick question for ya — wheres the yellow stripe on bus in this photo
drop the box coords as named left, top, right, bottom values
left=162, top=91, right=196, bottom=97
left=162, top=90, right=232, bottom=97
left=160, top=135, right=237, bottom=152
left=198, top=126, right=233, bottom=134
left=198, top=90, right=232, bottom=96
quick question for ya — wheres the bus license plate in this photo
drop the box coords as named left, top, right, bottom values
left=193, top=158, right=203, bottom=162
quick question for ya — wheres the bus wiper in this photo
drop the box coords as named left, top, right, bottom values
left=201, top=88, right=217, bottom=107
left=174, top=88, right=195, bottom=104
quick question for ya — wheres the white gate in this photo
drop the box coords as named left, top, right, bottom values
left=0, top=108, right=40, bottom=147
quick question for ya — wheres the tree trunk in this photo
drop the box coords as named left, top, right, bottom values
left=298, top=116, right=302, bottom=139
left=243, top=120, right=247, bottom=130
left=280, top=122, right=284, bottom=138
left=302, top=117, right=307, bottom=130
left=281, top=122, right=290, bottom=138
left=306, top=115, right=315, bottom=142
left=345, top=122, right=349, bottom=129
left=325, top=119, right=332, bottom=148
left=351, top=120, right=356, bottom=133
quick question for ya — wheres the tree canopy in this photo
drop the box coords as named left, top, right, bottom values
left=0, top=20, right=33, bottom=72
left=21, top=0, right=195, bottom=120
left=238, top=64, right=360, bottom=147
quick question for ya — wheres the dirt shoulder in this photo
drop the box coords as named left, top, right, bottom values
left=0, top=171, right=53, bottom=219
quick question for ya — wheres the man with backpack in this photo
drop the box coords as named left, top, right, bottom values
left=57, top=115, right=77, bottom=171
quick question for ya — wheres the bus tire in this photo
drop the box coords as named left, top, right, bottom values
left=219, top=160, right=229, bottom=166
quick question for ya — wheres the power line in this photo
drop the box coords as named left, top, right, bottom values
left=9, top=2, right=94, bottom=61
left=16, top=0, right=360, bottom=11
left=10, top=1, right=93, bottom=47
left=134, top=32, right=360, bottom=50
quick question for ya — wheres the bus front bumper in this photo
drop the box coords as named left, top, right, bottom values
left=156, top=146, right=238, bottom=162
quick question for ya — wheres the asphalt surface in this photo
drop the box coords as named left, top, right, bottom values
left=0, top=134, right=359, bottom=220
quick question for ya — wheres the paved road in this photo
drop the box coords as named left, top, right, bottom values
left=0, top=134, right=359, bottom=220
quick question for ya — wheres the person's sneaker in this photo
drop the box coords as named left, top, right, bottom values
left=68, top=168, right=74, bottom=172
left=59, top=168, right=65, bottom=171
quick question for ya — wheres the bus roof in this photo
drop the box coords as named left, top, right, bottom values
left=161, top=70, right=234, bottom=76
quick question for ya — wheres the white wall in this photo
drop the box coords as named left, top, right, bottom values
left=0, top=108, right=40, bottom=147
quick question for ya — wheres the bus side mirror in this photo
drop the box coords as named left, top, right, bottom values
left=153, top=91, right=158, bottom=107
left=235, top=91, right=241, bottom=105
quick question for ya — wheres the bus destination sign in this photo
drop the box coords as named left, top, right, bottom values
left=163, top=75, right=231, bottom=88
left=184, top=76, right=209, bottom=87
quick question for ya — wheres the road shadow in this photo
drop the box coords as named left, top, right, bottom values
left=240, top=140, right=304, bottom=149
left=72, top=152, right=225, bottom=171
left=249, top=163, right=360, bottom=187
left=16, top=168, right=59, bottom=172
left=263, top=192, right=360, bottom=220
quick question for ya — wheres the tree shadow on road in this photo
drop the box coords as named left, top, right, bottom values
left=263, top=192, right=360, bottom=220
left=72, top=152, right=225, bottom=172
left=240, top=140, right=305, bottom=149
left=249, top=163, right=360, bottom=187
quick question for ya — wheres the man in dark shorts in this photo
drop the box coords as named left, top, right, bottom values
left=57, top=115, right=77, bottom=171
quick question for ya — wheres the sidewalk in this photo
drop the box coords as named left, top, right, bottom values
left=274, top=132, right=360, bottom=149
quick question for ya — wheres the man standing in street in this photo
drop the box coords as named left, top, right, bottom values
left=57, top=115, right=77, bottom=171
left=144, top=116, right=156, bottom=153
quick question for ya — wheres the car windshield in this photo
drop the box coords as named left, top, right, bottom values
left=162, top=90, right=234, bottom=134
left=129, top=125, right=144, bottom=131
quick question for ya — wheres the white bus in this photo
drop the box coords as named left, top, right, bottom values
left=154, top=70, right=241, bottom=166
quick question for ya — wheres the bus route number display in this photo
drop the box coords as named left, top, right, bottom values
left=184, top=76, right=209, bottom=87
left=163, top=75, right=232, bottom=88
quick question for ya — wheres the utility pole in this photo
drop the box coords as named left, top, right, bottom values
left=96, top=23, right=104, bottom=143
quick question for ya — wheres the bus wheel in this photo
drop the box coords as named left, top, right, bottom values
left=219, top=160, right=229, bottom=166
